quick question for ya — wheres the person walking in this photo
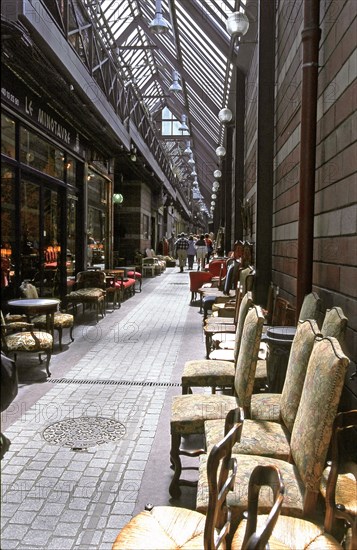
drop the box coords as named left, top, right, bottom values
left=174, top=233, right=189, bottom=272
left=195, top=234, right=207, bottom=271
left=186, top=235, right=196, bottom=270
left=205, top=233, right=213, bottom=263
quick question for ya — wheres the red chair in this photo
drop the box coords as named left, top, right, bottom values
left=189, top=271, right=213, bottom=303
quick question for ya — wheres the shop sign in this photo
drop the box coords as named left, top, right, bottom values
left=1, top=66, right=85, bottom=156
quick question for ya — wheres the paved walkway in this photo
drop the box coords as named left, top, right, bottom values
left=1, top=265, right=205, bottom=549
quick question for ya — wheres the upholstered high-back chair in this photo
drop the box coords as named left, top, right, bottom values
left=170, top=305, right=264, bottom=498
left=196, top=336, right=350, bottom=533
left=181, top=292, right=254, bottom=394
left=321, top=306, right=348, bottom=346
left=299, top=291, right=322, bottom=322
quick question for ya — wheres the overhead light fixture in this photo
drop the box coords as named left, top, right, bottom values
left=212, top=182, right=220, bottom=192
left=212, top=193, right=217, bottom=200
left=218, top=108, right=233, bottom=124
left=169, top=70, right=182, bottom=92
left=191, top=169, right=197, bottom=177
left=216, top=146, right=226, bottom=158
left=184, top=141, right=192, bottom=155
left=149, top=0, right=171, bottom=34
left=226, top=11, right=249, bottom=38
left=213, top=169, right=222, bottom=178
left=211, top=200, right=216, bottom=206
left=178, top=114, right=189, bottom=132
left=188, top=154, right=195, bottom=165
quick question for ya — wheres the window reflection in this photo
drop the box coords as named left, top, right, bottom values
left=20, top=127, right=65, bottom=179
left=1, top=164, right=15, bottom=289
left=1, top=114, right=16, bottom=158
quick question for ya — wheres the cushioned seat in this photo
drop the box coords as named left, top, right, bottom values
left=66, top=270, right=106, bottom=322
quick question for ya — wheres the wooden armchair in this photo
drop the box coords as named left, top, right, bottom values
left=112, top=418, right=243, bottom=550
left=66, top=270, right=106, bottom=323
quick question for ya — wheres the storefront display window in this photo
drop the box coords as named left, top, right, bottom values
left=87, top=168, right=108, bottom=267
left=1, top=114, right=15, bottom=158
left=1, top=164, right=15, bottom=289
left=20, top=180, right=40, bottom=282
left=67, top=195, right=77, bottom=276
left=20, top=127, right=65, bottom=180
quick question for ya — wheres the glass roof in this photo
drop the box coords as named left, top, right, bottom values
left=91, top=0, right=249, bottom=209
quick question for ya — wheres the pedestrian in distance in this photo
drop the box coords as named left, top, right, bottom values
left=187, top=235, right=196, bottom=270
left=174, top=233, right=190, bottom=272
left=195, top=234, right=207, bottom=271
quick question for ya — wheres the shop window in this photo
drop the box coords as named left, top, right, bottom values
left=66, top=154, right=77, bottom=186
left=1, top=114, right=15, bottom=158
left=1, top=164, right=15, bottom=289
left=20, top=180, right=40, bottom=281
left=20, top=127, right=65, bottom=180
left=87, top=168, right=108, bottom=267
left=67, top=195, right=77, bottom=276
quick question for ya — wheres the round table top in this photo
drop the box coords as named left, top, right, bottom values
left=7, top=298, right=60, bottom=313
left=266, top=325, right=296, bottom=345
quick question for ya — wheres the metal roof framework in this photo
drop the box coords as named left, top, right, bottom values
left=86, top=0, right=255, bottom=213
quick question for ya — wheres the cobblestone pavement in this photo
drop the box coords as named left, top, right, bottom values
left=1, top=266, right=206, bottom=549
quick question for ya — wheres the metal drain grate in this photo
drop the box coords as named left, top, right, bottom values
left=42, top=416, right=126, bottom=449
left=49, top=378, right=181, bottom=387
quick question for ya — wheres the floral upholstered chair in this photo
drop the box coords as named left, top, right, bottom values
left=203, top=319, right=321, bottom=461
left=321, top=306, right=348, bottom=345
left=196, top=336, right=350, bottom=535
left=299, top=291, right=322, bottom=323
left=1, top=311, right=53, bottom=377
left=169, top=305, right=264, bottom=498
left=231, top=410, right=356, bottom=549
left=181, top=291, right=253, bottom=395
left=66, top=270, right=106, bottom=323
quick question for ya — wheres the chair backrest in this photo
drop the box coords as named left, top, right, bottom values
left=19, top=281, right=39, bottom=299
left=299, top=291, right=322, bottom=322
left=76, top=270, right=106, bottom=289
left=323, top=410, right=357, bottom=540
left=290, top=337, right=349, bottom=509
left=321, top=306, right=348, bottom=346
left=279, top=319, right=321, bottom=433
left=204, top=418, right=243, bottom=550
left=222, top=262, right=236, bottom=295
left=234, top=305, right=265, bottom=417
left=241, top=465, right=285, bottom=550
left=271, top=296, right=296, bottom=326
left=233, top=291, right=254, bottom=364
left=209, top=259, right=227, bottom=278
left=239, top=267, right=254, bottom=296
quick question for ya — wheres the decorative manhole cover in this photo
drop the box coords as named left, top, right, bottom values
left=42, top=417, right=126, bottom=449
